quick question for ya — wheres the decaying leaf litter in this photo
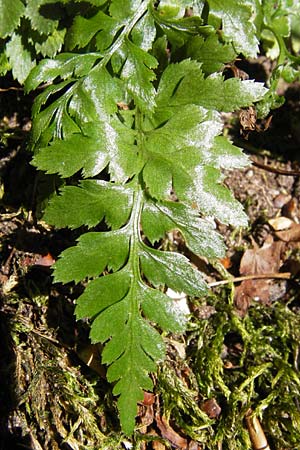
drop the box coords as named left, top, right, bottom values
left=1, top=2, right=300, bottom=449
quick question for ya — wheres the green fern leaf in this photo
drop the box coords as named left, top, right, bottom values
left=32, top=134, right=103, bottom=177
left=35, top=29, right=66, bottom=58
left=140, top=246, right=208, bottom=295
left=6, top=33, right=35, bottom=83
left=66, top=11, right=120, bottom=51
left=76, top=271, right=131, bottom=318
left=26, top=1, right=270, bottom=435
left=121, top=39, right=158, bottom=112
left=174, top=165, right=248, bottom=226
left=140, top=285, right=187, bottom=333
left=186, top=34, right=237, bottom=74
left=44, top=181, right=133, bottom=229
left=156, top=59, right=267, bottom=112
left=25, top=53, right=101, bottom=91
left=141, top=199, right=225, bottom=258
left=207, top=0, right=259, bottom=57
left=54, top=231, right=130, bottom=283
left=25, top=0, right=62, bottom=34
left=150, top=2, right=213, bottom=48
left=0, top=0, right=24, bottom=38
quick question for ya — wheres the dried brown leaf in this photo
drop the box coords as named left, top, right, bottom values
left=239, top=239, right=282, bottom=275
left=234, top=239, right=284, bottom=315
left=35, top=252, right=56, bottom=267
left=234, top=279, right=272, bottom=315
left=268, top=216, right=294, bottom=231
left=282, top=197, right=298, bottom=221
left=155, top=415, right=188, bottom=449
left=138, top=403, right=155, bottom=430
left=200, top=398, right=221, bottom=419
left=152, top=441, right=167, bottom=450
left=188, top=441, right=202, bottom=450
left=142, top=391, right=155, bottom=406
left=275, top=223, right=300, bottom=242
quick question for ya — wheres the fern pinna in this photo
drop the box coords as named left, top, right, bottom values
left=25, top=1, right=267, bottom=434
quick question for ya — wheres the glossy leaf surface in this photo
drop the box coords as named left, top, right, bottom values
left=24, top=0, right=271, bottom=436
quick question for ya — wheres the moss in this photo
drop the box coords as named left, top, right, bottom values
left=155, top=290, right=300, bottom=449
left=0, top=290, right=125, bottom=450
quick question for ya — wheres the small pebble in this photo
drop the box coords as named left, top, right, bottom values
left=273, top=193, right=292, bottom=208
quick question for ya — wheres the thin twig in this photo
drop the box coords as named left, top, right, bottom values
left=233, top=139, right=300, bottom=176
left=30, top=328, right=62, bottom=345
left=209, top=272, right=291, bottom=287
left=0, top=86, right=24, bottom=92
left=0, top=82, right=52, bottom=93
left=251, top=158, right=300, bottom=176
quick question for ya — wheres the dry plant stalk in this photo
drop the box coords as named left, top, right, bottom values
left=245, top=409, right=270, bottom=450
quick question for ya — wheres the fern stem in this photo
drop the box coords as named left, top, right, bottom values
left=101, top=2, right=148, bottom=67
left=128, top=187, right=144, bottom=281
left=126, top=187, right=144, bottom=328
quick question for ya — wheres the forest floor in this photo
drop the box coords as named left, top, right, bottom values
left=1, top=73, right=300, bottom=450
